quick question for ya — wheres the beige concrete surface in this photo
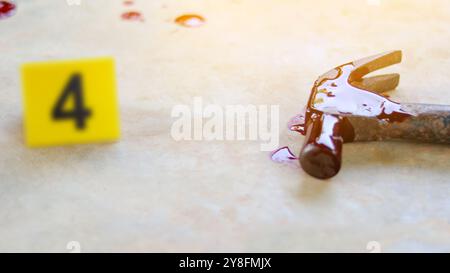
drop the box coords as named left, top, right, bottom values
left=0, top=0, right=449, bottom=252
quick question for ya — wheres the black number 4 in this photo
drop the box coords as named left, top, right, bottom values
left=52, top=74, right=92, bottom=130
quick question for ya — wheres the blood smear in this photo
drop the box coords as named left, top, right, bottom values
left=121, top=11, right=143, bottom=22
left=175, top=14, right=205, bottom=27
left=0, top=1, right=16, bottom=20
left=288, top=111, right=306, bottom=135
left=271, top=147, right=299, bottom=167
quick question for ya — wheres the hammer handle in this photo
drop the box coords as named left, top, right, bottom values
left=350, top=103, right=450, bottom=144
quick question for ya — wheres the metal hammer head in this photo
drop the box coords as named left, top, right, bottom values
left=299, top=50, right=410, bottom=179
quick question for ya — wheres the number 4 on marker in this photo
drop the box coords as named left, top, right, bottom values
left=52, top=74, right=92, bottom=130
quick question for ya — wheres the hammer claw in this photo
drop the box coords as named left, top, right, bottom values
left=351, top=73, right=400, bottom=94
left=350, top=50, right=402, bottom=81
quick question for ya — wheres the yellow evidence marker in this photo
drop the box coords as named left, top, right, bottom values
left=21, top=58, right=120, bottom=147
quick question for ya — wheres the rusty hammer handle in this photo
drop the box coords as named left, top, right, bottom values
left=349, top=103, right=450, bottom=144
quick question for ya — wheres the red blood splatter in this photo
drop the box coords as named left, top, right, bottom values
left=121, top=11, right=144, bottom=22
left=0, top=1, right=16, bottom=20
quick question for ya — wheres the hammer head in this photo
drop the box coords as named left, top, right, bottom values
left=310, top=50, right=406, bottom=119
left=298, top=50, right=410, bottom=179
